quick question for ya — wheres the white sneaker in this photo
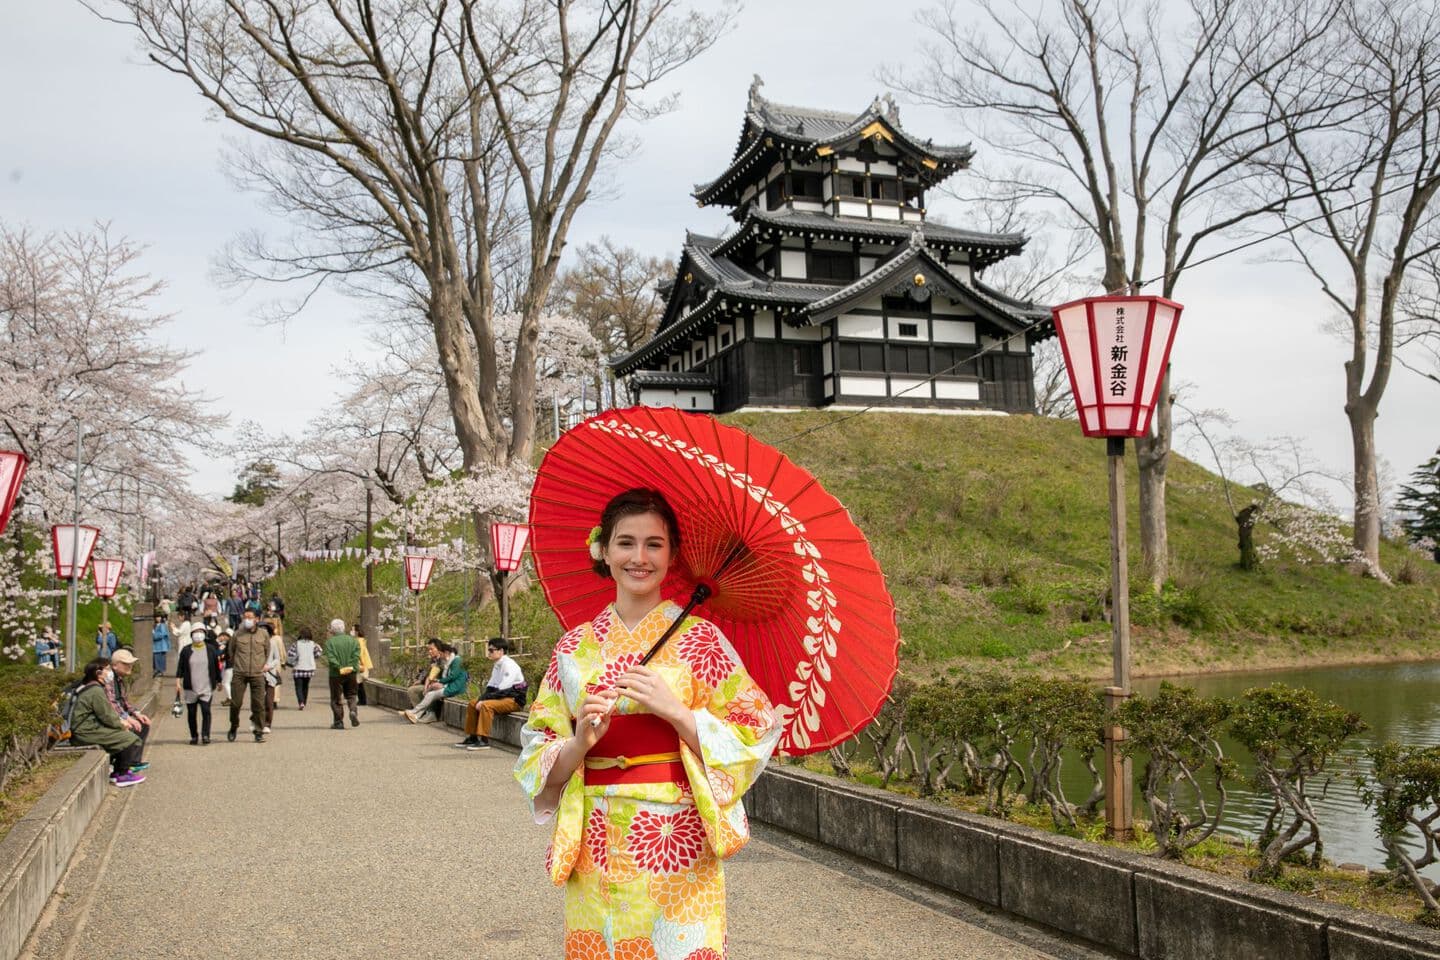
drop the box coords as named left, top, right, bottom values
left=262, top=726, right=272, bottom=733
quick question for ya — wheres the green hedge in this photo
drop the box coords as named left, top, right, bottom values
left=0, top=663, right=72, bottom=793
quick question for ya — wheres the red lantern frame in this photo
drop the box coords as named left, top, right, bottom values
left=50, top=524, right=100, bottom=580
left=91, top=557, right=125, bottom=599
left=1050, top=295, right=1183, bottom=438
left=490, top=522, right=530, bottom=573
left=404, top=553, right=437, bottom=592
left=0, top=450, right=27, bottom=537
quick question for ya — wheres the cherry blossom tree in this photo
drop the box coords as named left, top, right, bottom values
left=0, top=221, right=219, bottom=645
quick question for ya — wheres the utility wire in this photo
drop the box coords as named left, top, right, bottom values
left=771, top=178, right=1423, bottom=448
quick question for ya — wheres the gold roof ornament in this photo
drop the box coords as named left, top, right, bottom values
left=913, top=273, right=927, bottom=287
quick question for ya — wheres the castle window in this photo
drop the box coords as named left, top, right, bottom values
left=766, top=179, right=784, bottom=209
left=694, top=345, right=706, bottom=363
left=789, top=172, right=824, bottom=199
left=870, top=178, right=899, bottom=201
left=903, top=181, right=924, bottom=208
left=846, top=176, right=867, bottom=198
left=933, top=346, right=977, bottom=376
left=838, top=342, right=885, bottom=372
left=897, top=322, right=919, bottom=338
left=883, top=294, right=924, bottom=314
left=720, top=330, right=732, bottom=348
left=891, top=344, right=930, bottom=374
left=808, top=250, right=856, bottom=282
left=793, top=347, right=817, bottom=376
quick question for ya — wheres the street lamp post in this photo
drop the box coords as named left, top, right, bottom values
left=91, top=557, right=125, bottom=637
left=403, top=553, right=436, bottom=650
left=0, top=450, right=28, bottom=537
left=51, top=523, right=99, bottom=672
left=1049, top=294, right=1183, bottom=840
left=490, top=522, right=531, bottom=640
left=360, top=477, right=379, bottom=662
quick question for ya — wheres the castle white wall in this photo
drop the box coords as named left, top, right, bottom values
left=838, top=314, right=885, bottom=339
left=935, top=380, right=981, bottom=401
left=639, top=388, right=714, bottom=412
left=838, top=375, right=888, bottom=397
left=932, top=318, right=977, bottom=343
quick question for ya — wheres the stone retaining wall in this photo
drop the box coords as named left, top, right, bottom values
left=0, top=748, right=110, bottom=960
left=0, top=688, right=156, bottom=960
left=361, top=679, right=1440, bottom=959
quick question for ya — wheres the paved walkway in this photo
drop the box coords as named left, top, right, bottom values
left=20, top=681, right=1116, bottom=960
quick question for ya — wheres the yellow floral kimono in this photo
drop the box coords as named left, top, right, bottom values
left=515, top=601, right=780, bottom=960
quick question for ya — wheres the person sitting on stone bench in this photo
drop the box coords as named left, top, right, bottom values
left=454, top=637, right=527, bottom=750
left=104, top=648, right=151, bottom=765
left=70, top=657, right=146, bottom=787
left=405, top=645, right=442, bottom=709
left=403, top=639, right=467, bottom=724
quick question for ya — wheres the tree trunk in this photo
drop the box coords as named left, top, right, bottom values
left=1237, top=503, right=1261, bottom=571
left=429, top=288, right=498, bottom=470
left=1135, top=370, right=1173, bottom=592
left=1347, top=402, right=1388, bottom=580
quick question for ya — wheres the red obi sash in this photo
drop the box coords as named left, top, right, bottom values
left=583, top=713, right=686, bottom=787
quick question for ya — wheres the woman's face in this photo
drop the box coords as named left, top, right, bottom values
left=603, top=511, right=674, bottom=606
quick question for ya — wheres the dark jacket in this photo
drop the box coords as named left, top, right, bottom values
left=70, top=683, right=140, bottom=755
left=176, top=640, right=222, bottom=691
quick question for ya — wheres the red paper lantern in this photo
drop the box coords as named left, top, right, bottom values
left=50, top=524, right=100, bottom=580
left=0, top=450, right=27, bottom=536
left=91, top=557, right=125, bottom=599
left=1050, top=295, right=1183, bottom=438
left=404, top=553, right=437, bottom=592
left=491, top=522, right=530, bottom=573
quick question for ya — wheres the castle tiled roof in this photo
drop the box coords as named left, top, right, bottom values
left=693, top=78, right=973, bottom=208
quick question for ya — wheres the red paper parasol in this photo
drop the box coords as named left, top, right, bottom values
left=529, top=406, right=899, bottom=756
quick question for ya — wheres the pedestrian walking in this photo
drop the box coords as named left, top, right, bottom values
left=175, top=626, right=221, bottom=745
left=226, top=611, right=270, bottom=743
left=262, top=621, right=285, bottom=733
left=151, top=618, right=171, bottom=678
left=324, top=619, right=361, bottom=730
left=290, top=627, right=320, bottom=710
left=353, top=622, right=373, bottom=707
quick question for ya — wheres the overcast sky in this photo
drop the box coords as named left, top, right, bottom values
left=3, top=2, right=1434, bottom=505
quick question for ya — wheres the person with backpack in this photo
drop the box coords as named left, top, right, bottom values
left=175, top=626, right=222, bottom=745
left=454, top=637, right=527, bottom=750
left=69, top=658, right=145, bottom=787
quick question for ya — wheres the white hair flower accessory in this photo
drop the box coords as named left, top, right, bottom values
left=586, top=525, right=604, bottom=561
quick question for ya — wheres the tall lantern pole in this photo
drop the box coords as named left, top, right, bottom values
left=52, top=523, right=99, bottom=672
left=490, top=522, right=531, bottom=640
left=403, top=553, right=437, bottom=649
left=1050, top=294, right=1183, bottom=840
left=67, top=424, right=83, bottom=671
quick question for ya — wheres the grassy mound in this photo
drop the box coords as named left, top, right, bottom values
left=267, top=411, right=1439, bottom=679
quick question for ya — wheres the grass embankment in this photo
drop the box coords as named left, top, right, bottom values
left=0, top=753, right=80, bottom=844
left=268, top=411, right=1440, bottom=681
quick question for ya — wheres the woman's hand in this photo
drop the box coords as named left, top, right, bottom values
left=576, top=691, right=617, bottom=748
left=613, top=666, right=685, bottom=725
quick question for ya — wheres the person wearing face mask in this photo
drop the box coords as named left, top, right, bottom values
left=226, top=611, right=270, bottom=742
left=175, top=626, right=222, bottom=745
left=70, top=658, right=145, bottom=786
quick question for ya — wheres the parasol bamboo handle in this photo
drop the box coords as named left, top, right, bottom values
left=589, top=583, right=712, bottom=728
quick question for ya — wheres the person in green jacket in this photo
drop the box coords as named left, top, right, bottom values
left=324, top=618, right=362, bottom=731
left=70, top=658, right=145, bottom=787
left=403, top=639, right=468, bottom=724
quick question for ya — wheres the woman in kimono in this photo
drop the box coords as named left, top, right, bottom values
left=516, top=488, right=781, bottom=960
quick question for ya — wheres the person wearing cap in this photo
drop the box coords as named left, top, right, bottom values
left=71, top=658, right=145, bottom=787
left=175, top=626, right=222, bottom=745
left=104, top=649, right=151, bottom=770
left=226, top=609, right=270, bottom=743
